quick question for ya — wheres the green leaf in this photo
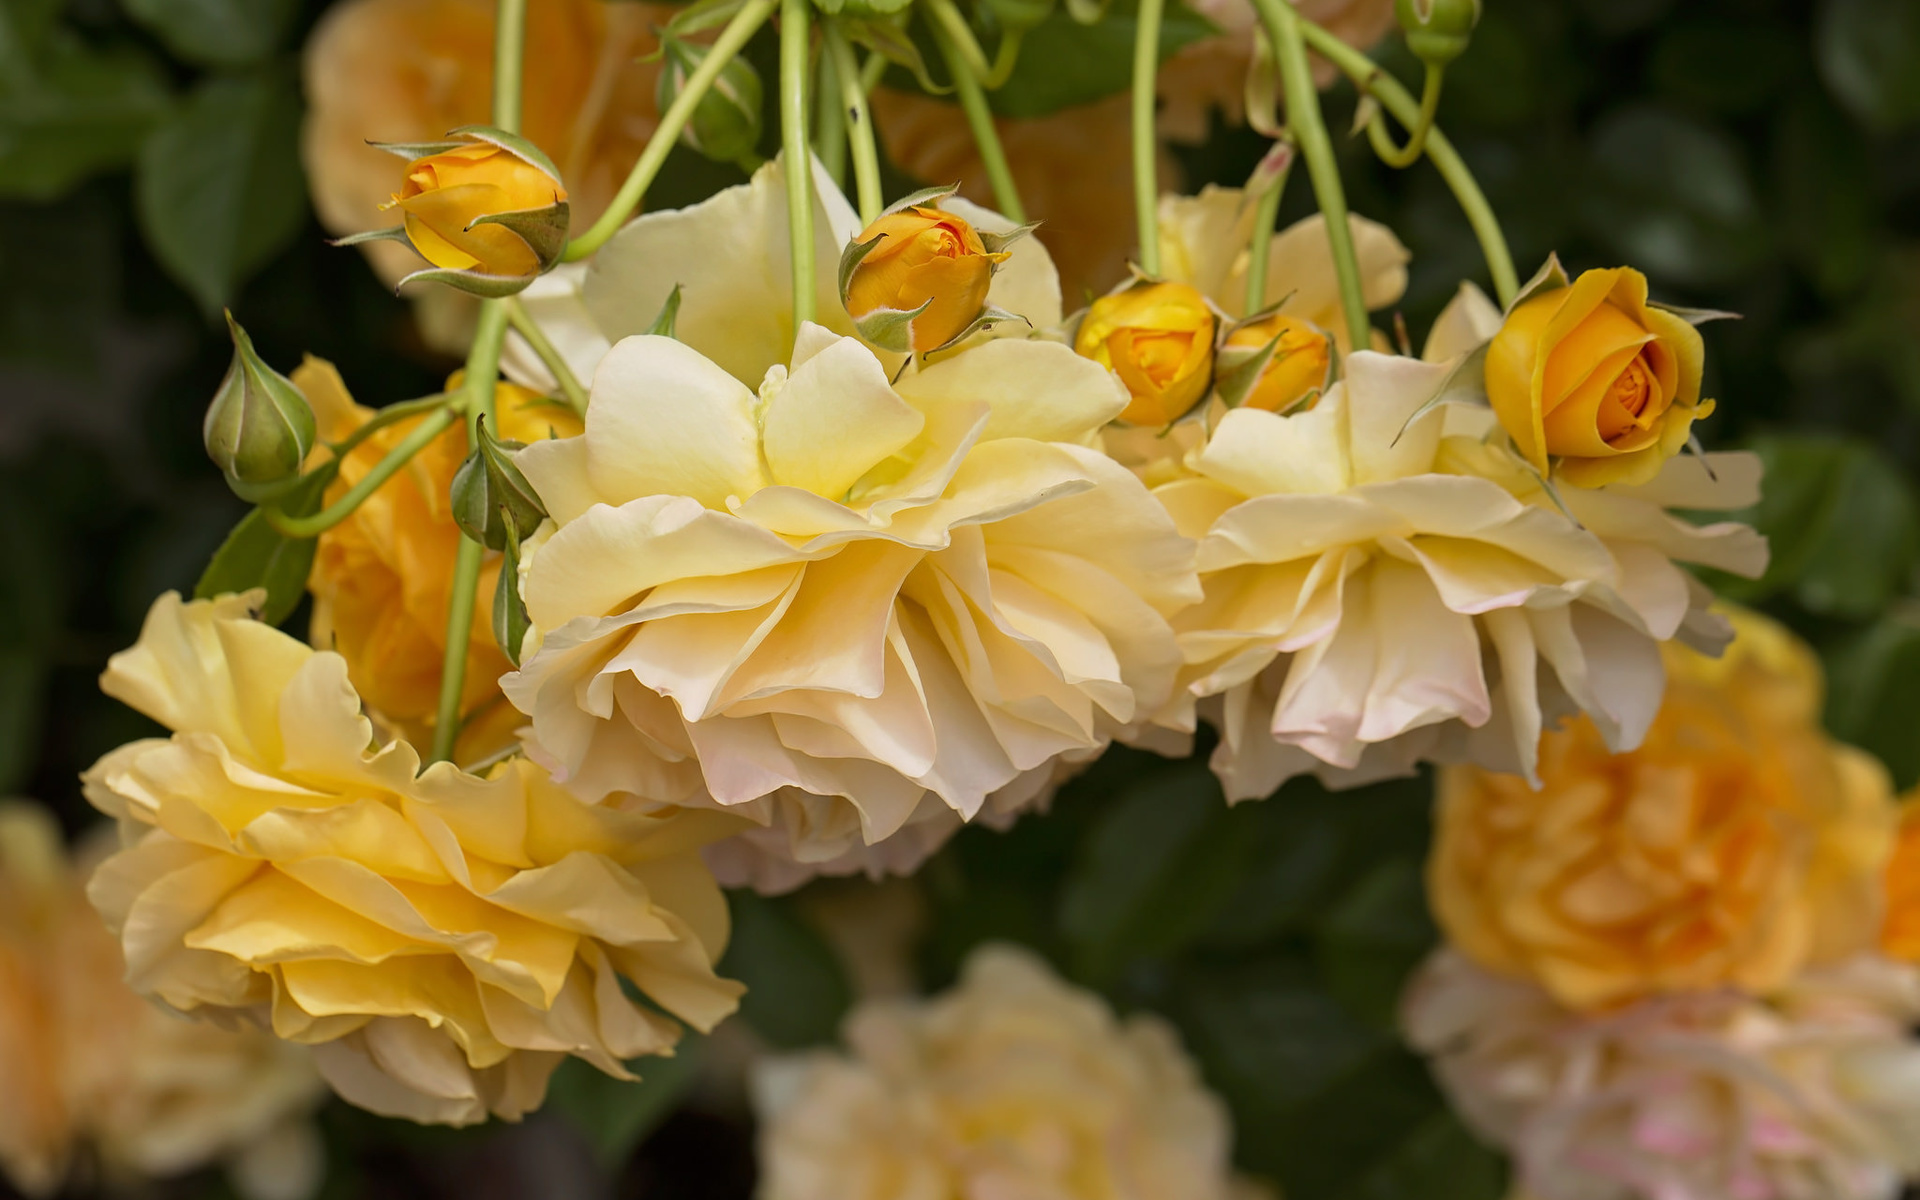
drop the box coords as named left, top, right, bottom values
left=1826, top=608, right=1920, bottom=791
left=1336, top=1110, right=1506, bottom=1200
left=1817, top=0, right=1920, bottom=131
left=135, top=71, right=308, bottom=317
left=546, top=1039, right=705, bottom=1168
left=0, top=24, right=172, bottom=201
left=720, top=891, right=853, bottom=1049
left=195, top=465, right=334, bottom=626
left=1316, top=858, right=1437, bottom=1031
left=121, top=0, right=299, bottom=67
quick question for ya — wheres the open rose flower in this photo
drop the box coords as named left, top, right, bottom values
left=1405, top=950, right=1920, bottom=1200
left=754, top=944, right=1273, bottom=1200
left=1432, top=609, right=1895, bottom=1011
left=502, top=320, right=1196, bottom=892
left=82, top=593, right=743, bottom=1126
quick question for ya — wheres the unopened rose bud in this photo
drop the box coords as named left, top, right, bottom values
left=842, top=205, right=1010, bottom=353
left=204, top=311, right=316, bottom=503
left=1222, top=314, right=1332, bottom=413
left=658, top=37, right=763, bottom=167
left=451, top=414, right=548, bottom=551
left=1074, top=281, right=1216, bottom=426
left=371, top=127, right=570, bottom=293
left=1395, top=0, right=1481, bottom=65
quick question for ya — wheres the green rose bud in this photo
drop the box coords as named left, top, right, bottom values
left=450, top=415, right=548, bottom=552
left=1395, top=0, right=1481, bottom=65
left=657, top=37, right=764, bottom=168
left=204, top=311, right=317, bottom=504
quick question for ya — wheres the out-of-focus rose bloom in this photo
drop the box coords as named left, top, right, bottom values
left=1882, top=797, right=1920, bottom=962
left=1141, top=283, right=1767, bottom=801
left=299, top=357, right=580, bottom=759
left=302, top=0, right=670, bottom=345
left=1405, top=950, right=1920, bottom=1200
left=754, top=944, right=1272, bottom=1200
left=1487, top=268, right=1711, bottom=489
left=503, top=317, right=1196, bottom=892
left=1076, top=281, right=1217, bottom=426
left=870, top=0, right=1395, bottom=300
left=1432, top=610, right=1896, bottom=1012
left=0, top=803, right=324, bottom=1200
left=82, top=592, right=744, bottom=1127
left=844, top=205, right=1008, bottom=352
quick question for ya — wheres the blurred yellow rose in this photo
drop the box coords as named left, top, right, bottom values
left=1431, top=610, right=1895, bottom=1011
left=1224, top=312, right=1331, bottom=412
left=385, top=141, right=565, bottom=277
left=0, top=803, right=323, bottom=1200
left=83, top=592, right=745, bottom=1127
left=1882, top=797, right=1920, bottom=962
left=844, top=205, right=1006, bottom=352
left=299, top=357, right=579, bottom=759
left=1485, top=267, right=1710, bottom=489
left=1075, top=281, right=1216, bottom=425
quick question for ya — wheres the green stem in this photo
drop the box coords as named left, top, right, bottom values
left=1296, top=20, right=1518, bottom=306
left=1244, top=142, right=1295, bottom=314
left=815, top=41, right=848, bottom=186
left=563, top=0, right=778, bottom=261
left=1367, top=62, right=1442, bottom=169
left=860, top=46, right=887, bottom=92
left=431, top=300, right=510, bottom=765
left=933, top=22, right=1026, bottom=223
left=924, top=0, right=992, bottom=81
left=505, top=298, right=588, bottom=417
left=825, top=24, right=884, bottom=225
left=780, top=0, right=816, bottom=329
left=1247, top=0, right=1367, bottom=349
left=264, top=406, right=458, bottom=538
left=324, top=392, right=454, bottom=459
left=493, top=0, right=526, bottom=133
left=1130, top=0, right=1163, bottom=275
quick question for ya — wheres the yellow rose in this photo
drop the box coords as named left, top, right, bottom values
left=1075, top=281, right=1216, bottom=426
left=1882, top=797, right=1920, bottom=962
left=384, top=141, right=566, bottom=277
left=82, top=593, right=745, bottom=1127
left=1485, top=266, right=1710, bottom=488
left=1223, top=313, right=1331, bottom=413
left=1431, top=610, right=1895, bottom=1011
left=299, top=358, right=580, bottom=759
left=843, top=206, right=1007, bottom=352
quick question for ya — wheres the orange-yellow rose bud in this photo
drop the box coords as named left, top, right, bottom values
left=844, top=206, right=1006, bottom=352
left=1075, top=281, right=1216, bottom=426
left=386, top=142, right=567, bottom=276
left=1485, top=266, right=1709, bottom=489
left=1224, top=313, right=1331, bottom=413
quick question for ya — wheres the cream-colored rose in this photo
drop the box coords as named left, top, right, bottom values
left=1142, top=298, right=1767, bottom=800
left=82, top=592, right=744, bottom=1126
left=753, top=944, right=1272, bottom=1200
left=0, top=803, right=324, bottom=1200
left=1405, top=950, right=1920, bottom=1200
left=1432, top=610, right=1896, bottom=1011
left=503, top=321, right=1197, bottom=891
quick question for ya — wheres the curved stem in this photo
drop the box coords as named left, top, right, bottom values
left=1244, top=143, right=1295, bottom=314
left=934, top=20, right=1026, bottom=222
left=924, top=0, right=992, bottom=81
left=781, top=0, right=817, bottom=328
left=324, top=392, right=454, bottom=460
left=825, top=23, right=884, bottom=225
left=1367, top=62, right=1442, bottom=169
left=1296, top=20, right=1518, bottom=306
left=1131, top=0, right=1164, bottom=276
left=563, top=0, right=779, bottom=261
left=493, top=0, right=526, bottom=133
left=1246, top=0, right=1368, bottom=349
left=264, top=406, right=458, bottom=538
left=505, top=298, right=588, bottom=417
left=815, top=41, right=847, bottom=186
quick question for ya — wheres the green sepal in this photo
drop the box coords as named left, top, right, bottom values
left=1064, top=0, right=1111, bottom=24
left=1390, top=340, right=1490, bottom=448
left=838, top=233, right=885, bottom=305
left=664, top=0, right=750, bottom=38
left=492, top=508, right=531, bottom=665
left=1507, top=253, right=1570, bottom=313
left=853, top=298, right=936, bottom=354
left=883, top=183, right=962, bottom=218
left=445, top=124, right=564, bottom=186
left=647, top=285, right=685, bottom=339
left=924, top=305, right=1029, bottom=355
left=844, top=18, right=950, bottom=94
left=983, top=0, right=1054, bottom=33
left=328, top=226, right=412, bottom=249
left=366, top=138, right=466, bottom=161
left=467, top=199, right=572, bottom=273
left=657, top=37, right=765, bottom=165
left=978, top=221, right=1040, bottom=257
left=395, top=266, right=537, bottom=299
left=451, top=415, right=549, bottom=552
left=195, top=461, right=338, bottom=627
left=1650, top=301, right=1743, bottom=327
left=1213, top=330, right=1285, bottom=411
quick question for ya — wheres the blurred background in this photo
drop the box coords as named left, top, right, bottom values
left=5, top=0, right=1919, bottom=1196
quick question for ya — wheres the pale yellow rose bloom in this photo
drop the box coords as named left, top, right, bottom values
left=1141, top=322, right=1767, bottom=800
left=1432, top=609, right=1896, bottom=1012
left=754, top=944, right=1274, bottom=1200
left=1405, top=950, right=1920, bottom=1200
left=82, top=592, right=744, bottom=1126
left=503, top=322, right=1198, bottom=892
left=0, top=803, right=324, bottom=1200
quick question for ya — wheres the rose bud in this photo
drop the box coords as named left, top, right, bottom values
left=841, top=204, right=1011, bottom=354
left=1395, top=0, right=1482, bottom=66
left=203, top=311, right=317, bottom=504
left=1485, top=266, right=1710, bottom=489
left=657, top=36, right=764, bottom=168
left=1219, top=312, right=1332, bottom=413
left=1074, top=281, right=1216, bottom=426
